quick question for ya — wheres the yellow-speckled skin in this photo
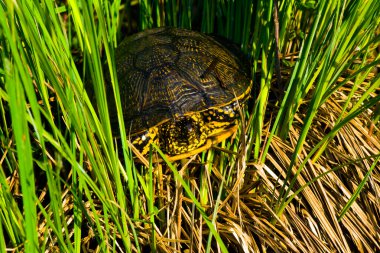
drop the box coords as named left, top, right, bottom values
left=110, top=27, right=252, bottom=158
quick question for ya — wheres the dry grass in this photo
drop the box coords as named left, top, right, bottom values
left=257, top=70, right=380, bottom=252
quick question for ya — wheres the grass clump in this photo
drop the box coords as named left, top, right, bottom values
left=0, top=0, right=379, bottom=252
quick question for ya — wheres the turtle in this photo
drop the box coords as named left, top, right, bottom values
left=110, top=27, right=252, bottom=161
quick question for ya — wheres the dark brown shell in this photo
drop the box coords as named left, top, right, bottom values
left=112, top=27, right=251, bottom=134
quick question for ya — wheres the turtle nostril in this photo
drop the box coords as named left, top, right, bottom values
left=186, top=123, right=194, bottom=133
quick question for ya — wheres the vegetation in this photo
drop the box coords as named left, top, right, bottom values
left=0, top=0, right=379, bottom=252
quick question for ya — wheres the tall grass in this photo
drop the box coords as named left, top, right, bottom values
left=0, top=0, right=379, bottom=252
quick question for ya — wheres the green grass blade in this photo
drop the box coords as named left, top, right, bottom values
left=338, top=156, right=380, bottom=221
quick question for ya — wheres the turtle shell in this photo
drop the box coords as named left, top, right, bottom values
left=112, top=27, right=251, bottom=135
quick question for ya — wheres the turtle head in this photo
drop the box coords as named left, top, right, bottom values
left=159, top=113, right=208, bottom=155
left=131, top=102, right=241, bottom=160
